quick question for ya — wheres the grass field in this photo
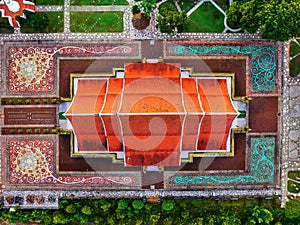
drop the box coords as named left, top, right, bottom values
left=0, top=18, right=14, bottom=34
left=20, top=12, right=64, bottom=33
left=70, top=0, right=128, bottom=5
left=178, top=0, right=195, bottom=12
left=182, top=4, right=224, bottom=33
left=290, top=40, right=300, bottom=77
left=35, top=0, right=64, bottom=5
left=70, top=11, right=124, bottom=32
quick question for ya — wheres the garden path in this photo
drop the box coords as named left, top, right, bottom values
left=186, top=0, right=240, bottom=32
left=281, top=40, right=300, bottom=207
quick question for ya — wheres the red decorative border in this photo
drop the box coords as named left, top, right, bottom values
left=8, top=138, right=138, bottom=186
left=7, top=44, right=140, bottom=94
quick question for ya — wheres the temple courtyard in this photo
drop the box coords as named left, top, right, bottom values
left=0, top=39, right=291, bottom=208
left=0, top=0, right=299, bottom=211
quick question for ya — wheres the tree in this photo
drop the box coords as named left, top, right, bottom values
left=156, top=9, right=189, bottom=34
left=52, top=211, right=69, bottom=224
left=226, top=0, right=300, bottom=41
left=65, top=204, right=76, bottom=214
left=137, top=0, right=157, bottom=19
left=162, top=200, right=175, bottom=211
left=118, top=199, right=129, bottom=210
left=244, top=206, right=274, bottom=224
left=99, top=199, right=112, bottom=212
left=285, top=199, right=300, bottom=220
left=149, top=214, right=160, bottom=225
left=132, top=199, right=144, bottom=210
left=81, top=205, right=92, bottom=215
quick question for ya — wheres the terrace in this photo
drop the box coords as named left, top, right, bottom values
left=0, top=38, right=283, bottom=208
left=0, top=0, right=294, bottom=212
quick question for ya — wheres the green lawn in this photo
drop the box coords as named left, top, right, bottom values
left=178, top=0, right=195, bottom=12
left=182, top=4, right=225, bottom=33
left=70, top=11, right=124, bottom=32
left=290, top=40, right=300, bottom=77
left=159, top=0, right=177, bottom=13
left=288, top=171, right=300, bottom=180
left=290, top=41, right=300, bottom=56
left=35, top=0, right=64, bottom=5
left=20, top=12, right=64, bottom=33
left=0, top=17, right=14, bottom=34
left=70, top=0, right=128, bottom=5
left=288, top=180, right=300, bottom=193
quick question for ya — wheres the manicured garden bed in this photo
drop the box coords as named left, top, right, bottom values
left=288, top=180, right=300, bottom=193
left=70, top=0, right=129, bottom=5
left=34, top=0, right=64, bottom=5
left=20, top=12, right=64, bottom=33
left=287, top=171, right=300, bottom=193
left=288, top=170, right=300, bottom=180
left=182, top=4, right=225, bottom=33
left=70, top=11, right=124, bottom=32
left=290, top=40, right=300, bottom=77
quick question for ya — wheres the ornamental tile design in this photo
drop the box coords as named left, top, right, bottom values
left=164, top=41, right=281, bottom=95
left=9, top=139, right=139, bottom=186
left=7, top=43, right=140, bottom=94
left=170, top=137, right=275, bottom=186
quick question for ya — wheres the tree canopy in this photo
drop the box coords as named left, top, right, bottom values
left=156, top=8, right=189, bottom=34
left=285, top=199, right=300, bottom=220
left=226, top=0, right=300, bottom=41
left=0, top=198, right=298, bottom=224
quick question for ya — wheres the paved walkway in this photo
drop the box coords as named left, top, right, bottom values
left=70, top=6, right=128, bottom=11
left=64, top=0, right=70, bottom=33
left=281, top=40, right=300, bottom=207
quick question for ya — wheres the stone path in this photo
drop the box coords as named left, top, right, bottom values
left=35, top=6, right=64, bottom=12
left=64, top=0, right=71, bottom=33
left=281, top=40, right=300, bottom=207
left=70, top=5, right=128, bottom=11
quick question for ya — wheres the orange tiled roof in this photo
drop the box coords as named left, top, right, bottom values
left=66, top=63, right=238, bottom=166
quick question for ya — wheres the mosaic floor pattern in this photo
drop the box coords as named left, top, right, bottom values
left=164, top=40, right=282, bottom=96
left=8, top=136, right=140, bottom=187
left=6, top=43, right=140, bottom=95
left=165, top=137, right=275, bottom=187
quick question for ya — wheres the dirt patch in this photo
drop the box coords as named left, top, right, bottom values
left=132, top=12, right=150, bottom=30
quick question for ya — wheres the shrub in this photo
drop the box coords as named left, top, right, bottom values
left=118, top=199, right=129, bottom=210
left=81, top=205, right=92, bottom=215
left=132, top=5, right=141, bottom=14
left=65, top=204, right=76, bottom=214
left=162, top=200, right=175, bottom=211
left=132, top=200, right=144, bottom=210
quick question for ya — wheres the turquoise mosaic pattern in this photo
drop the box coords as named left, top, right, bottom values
left=173, top=137, right=275, bottom=185
left=168, top=44, right=277, bottom=92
